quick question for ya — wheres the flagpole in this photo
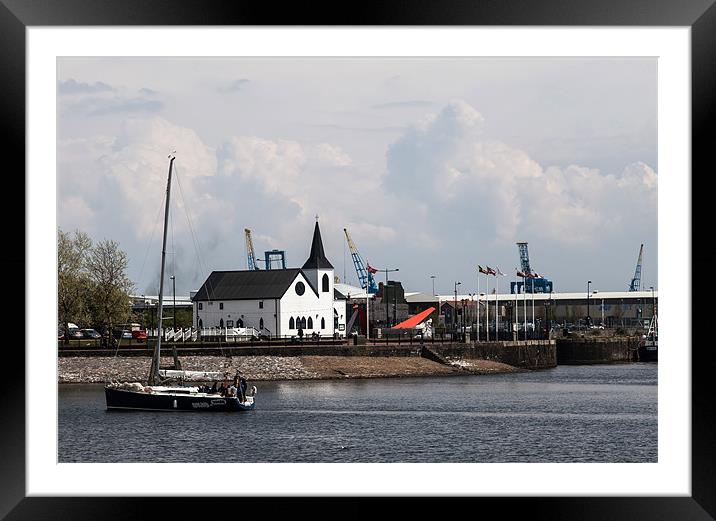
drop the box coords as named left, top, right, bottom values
left=524, top=276, right=527, bottom=340
left=495, top=273, right=499, bottom=341
left=531, top=277, right=535, bottom=337
left=486, top=274, right=490, bottom=342
left=476, top=268, right=480, bottom=343
left=514, top=284, right=518, bottom=341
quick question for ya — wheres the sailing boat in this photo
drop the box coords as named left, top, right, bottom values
left=105, top=154, right=256, bottom=411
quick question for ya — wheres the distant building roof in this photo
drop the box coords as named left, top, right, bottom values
left=436, top=290, right=657, bottom=302
left=405, top=292, right=439, bottom=303
left=334, top=282, right=370, bottom=299
left=302, top=221, right=333, bottom=270
left=191, top=269, right=318, bottom=301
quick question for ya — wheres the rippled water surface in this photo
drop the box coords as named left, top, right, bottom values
left=58, top=363, right=657, bottom=462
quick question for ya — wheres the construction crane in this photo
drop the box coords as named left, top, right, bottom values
left=628, top=244, right=644, bottom=292
left=511, top=241, right=554, bottom=294
left=343, top=228, right=378, bottom=294
left=517, top=242, right=533, bottom=276
left=244, top=228, right=261, bottom=270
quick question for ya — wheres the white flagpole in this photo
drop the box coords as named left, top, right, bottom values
left=524, top=277, right=527, bottom=340
left=495, top=273, right=499, bottom=341
left=486, top=274, right=490, bottom=342
left=514, top=285, right=518, bottom=341
left=531, top=277, right=535, bottom=336
left=476, top=269, right=480, bottom=343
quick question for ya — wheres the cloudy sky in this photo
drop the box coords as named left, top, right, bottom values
left=57, top=57, right=657, bottom=296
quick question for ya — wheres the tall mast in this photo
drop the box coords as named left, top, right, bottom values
left=151, top=154, right=175, bottom=384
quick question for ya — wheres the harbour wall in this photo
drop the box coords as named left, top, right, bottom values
left=58, top=340, right=557, bottom=369
left=427, top=340, right=557, bottom=369
left=555, top=336, right=643, bottom=364
left=58, top=338, right=647, bottom=368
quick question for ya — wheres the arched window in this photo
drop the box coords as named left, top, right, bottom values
left=198, top=318, right=203, bottom=329
left=219, top=318, right=224, bottom=328
left=307, top=317, right=313, bottom=329
left=322, top=273, right=329, bottom=292
left=259, top=318, right=264, bottom=330
left=301, top=317, right=306, bottom=329
left=237, top=318, right=244, bottom=327
left=289, top=317, right=295, bottom=330
left=321, top=317, right=325, bottom=329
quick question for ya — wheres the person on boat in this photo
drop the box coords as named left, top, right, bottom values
left=239, top=376, right=248, bottom=402
left=227, top=383, right=237, bottom=397
left=298, top=327, right=304, bottom=342
left=218, top=382, right=226, bottom=396
left=209, top=381, right=217, bottom=394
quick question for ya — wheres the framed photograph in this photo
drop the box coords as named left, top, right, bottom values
left=6, top=0, right=710, bottom=518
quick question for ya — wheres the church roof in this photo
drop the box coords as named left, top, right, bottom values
left=302, top=221, right=334, bottom=270
left=191, top=269, right=318, bottom=301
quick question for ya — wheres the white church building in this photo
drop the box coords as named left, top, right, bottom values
left=191, top=221, right=347, bottom=338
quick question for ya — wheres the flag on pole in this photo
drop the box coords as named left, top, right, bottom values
left=496, top=267, right=506, bottom=276
left=478, top=265, right=488, bottom=275
left=486, top=266, right=497, bottom=275
left=516, top=270, right=526, bottom=278
left=366, top=264, right=378, bottom=274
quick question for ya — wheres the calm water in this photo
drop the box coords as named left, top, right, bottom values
left=58, top=363, right=657, bottom=463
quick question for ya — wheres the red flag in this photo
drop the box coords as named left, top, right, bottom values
left=516, top=271, right=526, bottom=278
left=366, top=264, right=378, bottom=274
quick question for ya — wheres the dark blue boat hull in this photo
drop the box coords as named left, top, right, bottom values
left=105, top=387, right=255, bottom=412
left=638, top=345, right=658, bottom=362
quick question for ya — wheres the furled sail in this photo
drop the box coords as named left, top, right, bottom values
left=158, top=369, right=228, bottom=381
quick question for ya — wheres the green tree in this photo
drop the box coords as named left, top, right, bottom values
left=57, top=228, right=92, bottom=343
left=85, top=239, right=134, bottom=338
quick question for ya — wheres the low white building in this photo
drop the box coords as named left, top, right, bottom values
left=192, top=221, right=347, bottom=338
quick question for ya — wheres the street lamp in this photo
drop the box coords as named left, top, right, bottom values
left=377, top=267, right=399, bottom=328
left=586, top=280, right=592, bottom=328
left=548, top=289, right=553, bottom=338
left=430, top=275, right=436, bottom=296
left=461, top=298, right=467, bottom=336
left=169, top=275, right=176, bottom=331
left=650, top=285, right=656, bottom=319
left=453, top=281, right=461, bottom=334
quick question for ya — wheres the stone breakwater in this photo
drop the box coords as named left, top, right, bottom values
left=58, top=355, right=521, bottom=384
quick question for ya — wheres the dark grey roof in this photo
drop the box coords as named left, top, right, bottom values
left=334, top=288, right=347, bottom=300
left=192, top=269, right=318, bottom=301
left=302, top=221, right=333, bottom=270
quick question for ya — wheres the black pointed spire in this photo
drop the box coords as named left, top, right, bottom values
left=302, top=221, right=333, bottom=269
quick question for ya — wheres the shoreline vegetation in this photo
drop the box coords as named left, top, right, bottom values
left=58, top=355, right=524, bottom=384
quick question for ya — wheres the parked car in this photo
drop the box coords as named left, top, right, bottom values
left=112, top=329, right=133, bottom=340
left=80, top=328, right=102, bottom=339
left=132, top=329, right=147, bottom=341
left=68, top=328, right=84, bottom=339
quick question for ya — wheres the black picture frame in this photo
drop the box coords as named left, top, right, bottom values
left=3, top=0, right=709, bottom=518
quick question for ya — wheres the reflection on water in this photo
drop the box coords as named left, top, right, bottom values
left=58, top=363, right=657, bottom=462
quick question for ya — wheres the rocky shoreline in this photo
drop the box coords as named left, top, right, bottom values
left=58, top=355, right=523, bottom=384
